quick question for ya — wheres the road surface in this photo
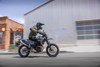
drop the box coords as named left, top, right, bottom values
left=0, top=52, right=100, bottom=67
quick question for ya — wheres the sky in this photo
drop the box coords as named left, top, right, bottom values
left=0, top=0, right=48, bottom=24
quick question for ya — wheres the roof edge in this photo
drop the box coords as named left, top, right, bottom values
left=0, top=16, right=23, bottom=25
left=8, top=19, right=23, bottom=26
left=24, top=0, right=54, bottom=16
left=0, top=16, right=8, bottom=20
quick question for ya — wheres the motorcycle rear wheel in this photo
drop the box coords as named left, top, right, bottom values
left=18, top=45, right=30, bottom=57
left=46, top=44, right=59, bottom=57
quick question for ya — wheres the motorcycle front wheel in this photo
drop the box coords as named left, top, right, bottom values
left=18, top=45, right=30, bottom=57
left=46, top=44, right=59, bottom=57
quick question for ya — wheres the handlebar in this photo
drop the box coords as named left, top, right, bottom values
left=42, top=30, right=48, bottom=38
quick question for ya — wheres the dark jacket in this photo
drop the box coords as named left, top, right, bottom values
left=28, top=26, right=42, bottom=39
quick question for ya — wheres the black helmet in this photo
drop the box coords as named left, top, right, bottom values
left=36, top=22, right=44, bottom=30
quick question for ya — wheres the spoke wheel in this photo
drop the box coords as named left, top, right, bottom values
left=18, top=45, right=30, bottom=57
left=46, top=44, right=59, bottom=57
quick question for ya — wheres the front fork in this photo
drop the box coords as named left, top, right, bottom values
left=46, top=40, right=51, bottom=47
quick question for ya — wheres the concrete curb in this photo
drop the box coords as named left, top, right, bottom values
left=59, top=46, right=100, bottom=52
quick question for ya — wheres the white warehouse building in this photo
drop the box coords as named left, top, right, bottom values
left=24, top=0, right=100, bottom=47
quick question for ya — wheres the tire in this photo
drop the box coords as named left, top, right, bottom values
left=18, top=45, right=30, bottom=57
left=46, top=44, right=59, bottom=57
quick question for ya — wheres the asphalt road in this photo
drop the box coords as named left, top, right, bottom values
left=0, top=52, right=100, bottom=67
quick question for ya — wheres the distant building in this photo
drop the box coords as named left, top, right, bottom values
left=24, top=0, right=100, bottom=47
left=0, top=16, right=23, bottom=50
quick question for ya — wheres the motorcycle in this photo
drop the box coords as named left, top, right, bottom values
left=17, top=30, right=59, bottom=57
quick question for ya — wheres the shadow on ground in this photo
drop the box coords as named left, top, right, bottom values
left=0, top=51, right=73, bottom=55
left=13, top=55, right=51, bottom=58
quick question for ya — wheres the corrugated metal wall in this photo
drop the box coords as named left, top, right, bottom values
left=24, top=0, right=100, bottom=46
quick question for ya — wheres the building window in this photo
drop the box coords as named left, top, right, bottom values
left=77, top=36, right=85, bottom=39
left=14, top=32, right=23, bottom=43
left=0, top=32, right=3, bottom=44
left=76, top=20, right=100, bottom=40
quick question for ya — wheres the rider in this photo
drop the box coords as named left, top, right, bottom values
left=28, top=22, right=44, bottom=46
